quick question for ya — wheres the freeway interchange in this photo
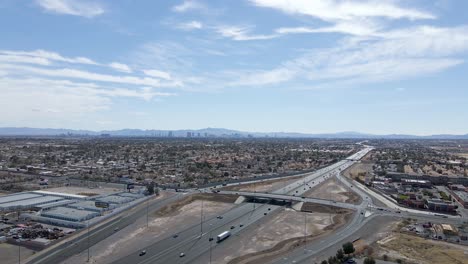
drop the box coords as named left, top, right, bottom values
left=26, top=146, right=465, bottom=264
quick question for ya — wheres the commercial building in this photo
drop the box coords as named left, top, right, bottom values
left=452, top=191, right=468, bottom=208
left=0, top=196, right=64, bottom=211
left=31, top=190, right=88, bottom=200
left=68, top=201, right=113, bottom=212
left=401, top=179, right=432, bottom=188
left=426, top=199, right=456, bottom=213
left=33, top=200, right=75, bottom=210
left=41, top=207, right=99, bottom=222
left=96, top=195, right=133, bottom=204
left=0, top=193, right=42, bottom=205
left=117, top=192, right=144, bottom=199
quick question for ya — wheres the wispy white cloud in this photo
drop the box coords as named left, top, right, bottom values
left=230, top=25, right=468, bottom=87
left=176, top=20, right=203, bottom=30
left=216, top=25, right=277, bottom=41
left=249, top=0, right=435, bottom=21
left=143, top=69, right=172, bottom=80
left=36, top=0, right=105, bottom=18
left=276, top=19, right=382, bottom=37
left=109, top=62, right=132, bottom=73
left=0, top=77, right=175, bottom=125
left=0, top=63, right=181, bottom=88
left=172, top=0, right=203, bottom=13
left=248, top=0, right=434, bottom=38
left=0, top=49, right=97, bottom=65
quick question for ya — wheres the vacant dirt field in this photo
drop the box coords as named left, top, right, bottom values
left=0, top=243, right=35, bottom=264
left=375, top=232, right=468, bottom=264
left=303, top=178, right=360, bottom=204
left=342, top=162, right=373, bottom=182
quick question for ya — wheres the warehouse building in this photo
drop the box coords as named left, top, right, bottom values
left=0, top=193, right=42, bottom=205
left=32, top=190, right=88, bottom=200
left=96, top=195, right=133, bottom=204
left=41, top=207, right=99, bottom=222
left=68, top=201, right=113, bottom=212
left=33, top=200, right=76, bottom=210
left=117, top=192, right=144, bottom=199
left=0, top=196, right=64, bottom=211
left=21, top=213, right=87, bottom=229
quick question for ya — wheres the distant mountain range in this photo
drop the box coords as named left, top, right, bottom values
left=0, top=127, right=467, bottom=139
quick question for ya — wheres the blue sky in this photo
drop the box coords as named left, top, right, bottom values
left=0, top=0, right=467, bottom=135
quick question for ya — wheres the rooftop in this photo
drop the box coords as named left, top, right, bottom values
left=32, top=190, right=88, bottom=199
left=0, top=193, right=42, bottom=204
left=41, top=207, right=97, bottom=219
left=0, top=196, right=63, bottom=209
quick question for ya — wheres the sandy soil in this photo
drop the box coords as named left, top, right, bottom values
left=222, top=176, right=303, bottom=193
left=404, top=165, right=416, bottom=175
left=303, top=178, right=361, bottom=204
left=0, top=243, right=36, bottom=264
left=342, top=162, right=373, bottom=182
left=62, top=195, right=235, bottom=264
left=205, top=206, right=352, bottom=264
left=375, top=232, right=468, bottom=264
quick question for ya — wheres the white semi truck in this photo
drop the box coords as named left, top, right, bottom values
left=216, top=231, right=231, bottom=242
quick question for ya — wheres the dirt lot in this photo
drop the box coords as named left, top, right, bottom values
left=0, top=243, right=36, bottom=264
left=375, top=232, right=468, bottom=264
left=342, top=162, right=373, bottom=182
left=222, top=176, right=303, bottom=193
left=62, top=194, right=236, bottom=264
left=303, top=178, right=361, bottom=204
left=205, top=206, right=352, bottom=264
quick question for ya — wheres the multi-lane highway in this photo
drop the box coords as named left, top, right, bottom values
left=111, top=147, right=374, bottom=264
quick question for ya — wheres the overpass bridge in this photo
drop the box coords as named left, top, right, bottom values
left=217, top=190, right=359, bottom=210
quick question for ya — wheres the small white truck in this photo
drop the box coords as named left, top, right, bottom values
left=216, top=231, right=231, bottom=243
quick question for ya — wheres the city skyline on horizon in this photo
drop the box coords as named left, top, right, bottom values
left=1, top=1, right=468, bottom=135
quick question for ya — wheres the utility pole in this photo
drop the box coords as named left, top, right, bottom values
left=303, top=198, right=307, bottom=254
left=146, top=198, right=149, bottom=228
left=209, top=223, right=213, bottom=264
left=253, top=181, right=256, bottom=211
left=18, top=240, right=20, bottom=264
left=200, top=199, right=204, bottom=234
left=87, top=220, right=90, bottom=262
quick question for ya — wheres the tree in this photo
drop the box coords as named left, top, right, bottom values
left=327, top=256, right=337, bottom=264
left=342, top=242, right=355, bottom=255
left=321, top=261, right=328, bottom=264
left=146, top=182, right=155, bottom=195
left=364, top=257, right=376, bottom=264
left=336, top=249, right=344, bottom=260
